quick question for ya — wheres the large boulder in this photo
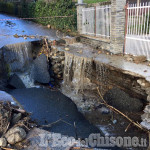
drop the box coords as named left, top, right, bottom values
left=104, top=88, right=143, bottom=112
left=5, top=127, right=26, bottom=144
left=31, top=54, right=50, bottom=84
left=8, top=74, right=26, bottom=89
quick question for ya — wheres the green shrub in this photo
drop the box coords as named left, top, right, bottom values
left=0, top=2, right=15, bottom=14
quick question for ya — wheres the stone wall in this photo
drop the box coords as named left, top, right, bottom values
left=110, top=0, right=126, bottom=54
left=80, top=36, right=110, bottom=51
left=49, top=47, right=65, bottom=81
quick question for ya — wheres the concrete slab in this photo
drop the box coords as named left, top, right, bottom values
left=60, top=43, right=150, bottom=81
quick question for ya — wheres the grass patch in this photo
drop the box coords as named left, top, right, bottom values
left=84, top=0, right=108, bottom=4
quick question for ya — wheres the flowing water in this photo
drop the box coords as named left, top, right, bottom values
left=62, top=51, right=110, bottom=113
left=63, top=52, right=94, bottom=95
left=3, top=42, right=33, bottom=72
left=9, top=88, right=100, bottom=139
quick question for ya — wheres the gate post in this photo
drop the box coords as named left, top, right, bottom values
left=76, top=1, right=87, bottom=34
left=110, top=0, right=126, bottom=54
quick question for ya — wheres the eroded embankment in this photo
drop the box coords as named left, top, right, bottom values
left=0, top=40, right=102, bottom=145
left=48, top=42, right=150, bottom=137
left=1, top=39, right=150, bottom=146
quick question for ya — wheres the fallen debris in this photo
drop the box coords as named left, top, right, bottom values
left=124, top=54, right=147, bottom=64
left=77, top=50, right=83, bottom=54
left=5, top=127, right=26, bottom=145
left=0, top=101, right=35, bottom=149
left=13, top=34, right=19, bottom=38
left=40, top=118, right=72, bottom=128
left=0, top=138, right=7, bottom=147
left=133, top=55, right=147, bottom=64
left=65, top=47, right=70, bottom=51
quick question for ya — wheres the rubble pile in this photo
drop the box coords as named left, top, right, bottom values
left=50, top=48, right=65, bottom=80
left=0, top=101, right=35, bottom=149
left=39, top=40, right=65, bottom=81
left=137, top=79, right=150, bottom=130
left=124, top=54, right=147, bottom=64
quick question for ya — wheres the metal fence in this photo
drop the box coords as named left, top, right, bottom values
left=82, top=5, right=111, bottom=39
left=125, top=2, right=150, bottom=60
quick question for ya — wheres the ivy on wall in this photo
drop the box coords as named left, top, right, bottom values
left=0, top=0, right=77, bottom=32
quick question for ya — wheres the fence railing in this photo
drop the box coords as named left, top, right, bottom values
left=82, top=5, right=111, bottom=39
left=125, top=2, right=150, bottom=60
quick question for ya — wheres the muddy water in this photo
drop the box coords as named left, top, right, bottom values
left=9, top=88, right=100, bottom=139
left=0, top=13, right=59, bottom=48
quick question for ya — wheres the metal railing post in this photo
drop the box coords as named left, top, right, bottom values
left=124, top=3, right=129, bottom=55
left=95, top=6, right=97, bottom=36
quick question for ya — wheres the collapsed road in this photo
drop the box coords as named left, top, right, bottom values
left=0, top=13, right=59, bottom=48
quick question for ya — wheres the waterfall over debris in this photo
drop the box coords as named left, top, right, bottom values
left=63, top=51, right=110, bottom=97
left=3, top=42, right=32, bottom=72
left=62, top=52, right=101, bottom=112
left=63, top=52, right=94, bottom=94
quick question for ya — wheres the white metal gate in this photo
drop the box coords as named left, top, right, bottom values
left=82, top=5, right=111, bottom=39
left=82, top=7, right=95, bottom=36
left=125, top=2, right=150, bottom=60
